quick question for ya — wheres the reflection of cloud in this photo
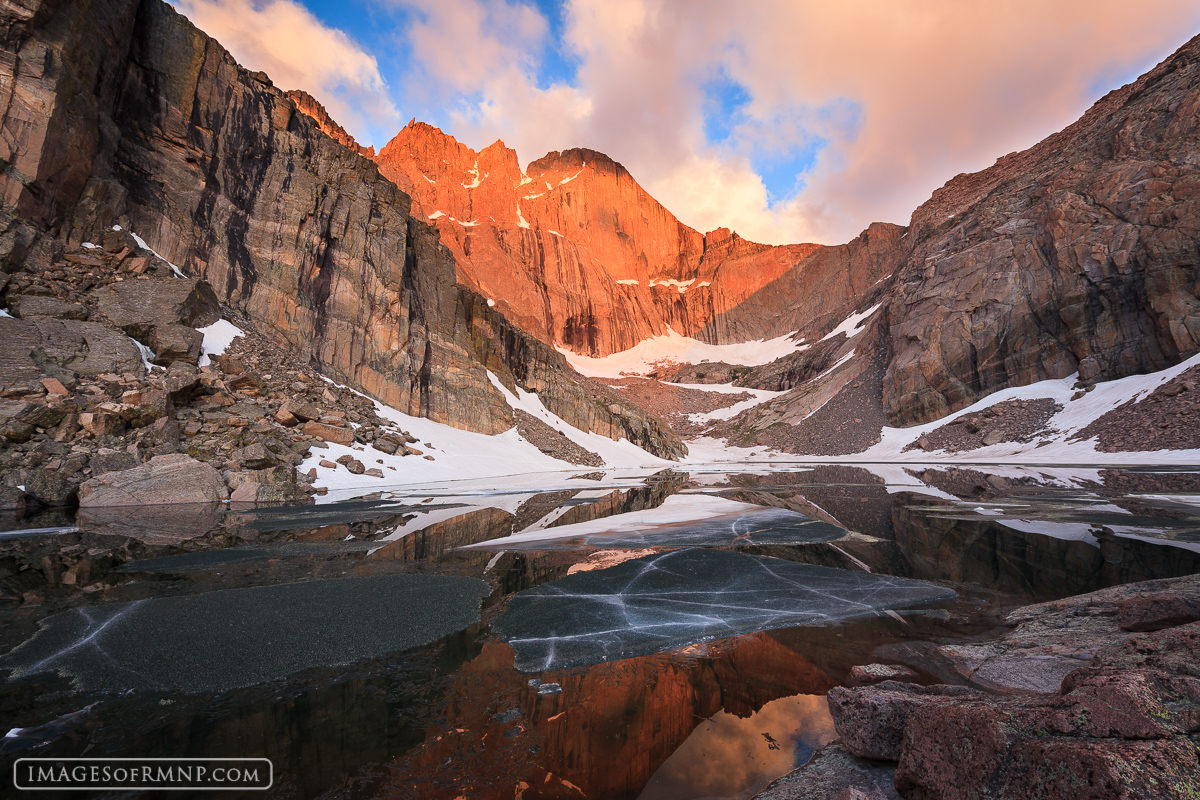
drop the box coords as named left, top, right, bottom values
left=638, top=693, right=837, bottom=800
left=174, top=0, right=400, bottom=145
left=392, top=0, right=1200, bottom=245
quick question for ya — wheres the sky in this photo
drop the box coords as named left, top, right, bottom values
left=173, top=0, right=1200, bottom=245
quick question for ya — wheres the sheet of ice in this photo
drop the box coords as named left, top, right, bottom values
left=493, top=549, right=957, bottom=671
left=0, top=574, right=489, bottom=692
left=195, top=319, right=244, bottom=367
left=559, top=329, right=806, bottom=378
left=821, top=303, right=881, bottom=341
left=466, top=493, right=845, bottom=550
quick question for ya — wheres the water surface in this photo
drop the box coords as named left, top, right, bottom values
left=2, top=463, right=1198, bottom=798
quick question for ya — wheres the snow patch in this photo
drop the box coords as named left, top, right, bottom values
left=0, top=308, right=11, bottom=318
left=616, top=279, right=639, bottom=286
left=676, top=382, right=787, bottom=423
left=128, top=231, right=186, bottom=277
left=428, top=210, right=446, bottom=220
left=129, top=338, right=163, bottom=372
left=649, top=277, right=696, bottom=294
left=196, top=320, right=245, bottom=367
left=516, top=204, right=531, bottom=229
left=547, top=230, right=563, bottom=237
left=422, top=174, right=435, bottom=184
left=822, top=303, right=881, bottom=341
left=299, top=379, right=669, bottom=501
left=559, top=329, right=806, bottom=379
left=769, top=350, right=1200, bottom=466
left=487, top=298, right=496, bottom=307
left=558, top=167, right=584, bottom=185
left=462, top=160, right=483, bottom=189
left=486, top=371, right=672, bottom=470
left=81, top=242, right=100, bottom=250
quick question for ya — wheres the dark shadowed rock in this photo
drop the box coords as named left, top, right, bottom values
left=1118, top=594, right=1200, bottom=632
left=753, top=742, right=900, bottom=800
left=146, top=323, right=202, bottom=365
left=77, top=453, right=228, bottom=507
left=8, top=295, right=89, bottom=320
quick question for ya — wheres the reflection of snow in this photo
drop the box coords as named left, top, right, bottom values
left=559, top=329, right=806, bottom=378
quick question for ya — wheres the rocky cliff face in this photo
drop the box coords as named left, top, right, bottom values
left=372, top=122, right=820, bottom=355
left=713, top=32, right=1200, bottom=445
left=0, top=0, right=683, bottom=458
left=878, top=33, right=1200, bottom=425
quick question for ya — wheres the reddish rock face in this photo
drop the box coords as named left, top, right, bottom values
left=374, top=124, right=819, bottom=355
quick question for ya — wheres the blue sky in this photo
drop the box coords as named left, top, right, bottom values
left=174, top=0, right=1200, bottom=245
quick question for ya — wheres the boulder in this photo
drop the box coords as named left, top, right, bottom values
left=827, top=681, right=984, bottom=761
left=0, top=317, right=144, bottom=394
left=1118, top=594, right=1200, bottom=632
left=849, top=663, right=921, bottom=686
left=26, top=455, right=88, bottom=507
left=77, top=454, right=228, bottom=507
left=147, top=324, right=203, bottom=365
left=231, top=443, right=279, bottom=469
left=302, top=420, right=354, bottom=445
left=283, top=401, right=321, bottom=422
left=90, top=449, right=139, bottom=475
left=91, top=277, right=220, bottom=337
left=8, top=295, right=89, bottom=320
left=159, top=361, right=200, bottom=403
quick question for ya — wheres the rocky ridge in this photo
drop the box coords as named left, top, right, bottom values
left=371, top=121, right=830, bottom=356
left=0, top=0, right=682, bottom=460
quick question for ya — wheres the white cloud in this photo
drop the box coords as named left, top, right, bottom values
left=392, top=0, right=1200, bottom=245
left=178, top=0, right=1200, bottom=246
left=174, top=0, right=400, bottom=146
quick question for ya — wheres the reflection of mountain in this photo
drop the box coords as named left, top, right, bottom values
left=383, top=634, right=834, bottom=800
left=892, top=497, right=1200, bottom=599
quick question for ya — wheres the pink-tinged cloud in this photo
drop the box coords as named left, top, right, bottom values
left=174, top=0, right=400, bottom=144
left=414, top=0, right=1200, bottom=245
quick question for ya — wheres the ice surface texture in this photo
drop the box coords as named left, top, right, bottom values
left=0, top=574, right=489, bottom=692
left=494, top=549, right=956, bottom=671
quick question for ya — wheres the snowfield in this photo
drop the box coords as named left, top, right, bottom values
left=558, top=329, right=807, bottom=378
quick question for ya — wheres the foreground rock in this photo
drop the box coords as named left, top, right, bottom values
left=77, top=454, right=228, bottom=506
left=762, top=574, right=1200, bottom=799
